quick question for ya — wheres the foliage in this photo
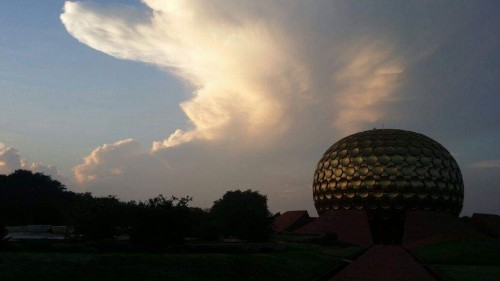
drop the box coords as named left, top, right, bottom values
left=71, top=194, right=125, bottom=240
left=0, top=170, right=276, bottom=245
left=187, top=207, right=219, bottom=240
left=0, top=170, right=196, bottom=245
left=210, top=189, right=273, bottom=241
left=0, top=170, right=71, bottom=225
left=129, top=195, right=192, bottom=249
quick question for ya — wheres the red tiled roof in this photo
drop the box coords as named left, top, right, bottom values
left=292, top=210, right=373, bottom=246
left=272, top=210, right=311, bottom=233
left=471, top=213, right=500, bottom=238
left=403, top=211, right=489, bottom=248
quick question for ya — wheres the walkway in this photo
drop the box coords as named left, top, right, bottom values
left=330, top=245, right=436, bottom=281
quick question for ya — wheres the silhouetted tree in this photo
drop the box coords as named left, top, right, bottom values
left=188, top=207, right=218, bottom=240
left=210, top=189, right=272, bottom=241
left=0, top=170, right=70, bottom=225
left=129, top=195, right=192, bottom=249
left=71, top=194, right=125, bottom=240
left=0, top=170, right=277, bottom=247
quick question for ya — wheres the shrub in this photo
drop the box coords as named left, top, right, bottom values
left=72, top=195, right=123, bottom=240
left=129, top=195, right=192, bottom=250
left=210, top=189, right=272, bottom=242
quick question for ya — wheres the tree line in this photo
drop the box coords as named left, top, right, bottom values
left=0, top=170, right=273, bottom=246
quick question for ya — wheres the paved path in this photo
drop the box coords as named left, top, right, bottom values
left=330, top=245, right=436, bottom=281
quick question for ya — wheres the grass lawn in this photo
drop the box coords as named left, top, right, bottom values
left=431, top=265, right=500, bottom=281
left=412, top=240, right=500, bottom=281
left=411, top=240, right=500, bottom=265
left=0, top=243, right=359, bottom=281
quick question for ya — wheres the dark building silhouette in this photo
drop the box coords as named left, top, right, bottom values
left=470, top=213, right=500, bottom=238
left=402, top=211, right=488, bottom=248
left=292, top=210, right=373, bottom=246
left=272, top=210, right=313, bottom=233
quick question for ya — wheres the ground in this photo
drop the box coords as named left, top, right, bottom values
left=3, top=238, right=498, bottom=280
left=411, top=239, right=500, bottom=281
left=0, top=242, right=363, bottom=281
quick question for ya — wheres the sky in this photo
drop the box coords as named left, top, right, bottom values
left=1, top=0, right=499, bottom=216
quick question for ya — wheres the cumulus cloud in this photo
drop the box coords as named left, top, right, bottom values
left=0, top=143, right=65, bottom=182
left=74, top=139, right=142, bottom=183
left=0, top=145, right=22, bottom=174
left=73, top=139, right=172, bottom=198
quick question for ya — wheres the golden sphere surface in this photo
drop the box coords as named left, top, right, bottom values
left=313, top=129, right=463, bottom=216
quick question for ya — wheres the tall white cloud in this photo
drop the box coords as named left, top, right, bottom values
left=61, top=0, right=405, bottom=150
left=62, top=0, right=410, bottom=212
left=60, top=0, right=500, bottom=216
left=61, top=0, right=405, bottom=210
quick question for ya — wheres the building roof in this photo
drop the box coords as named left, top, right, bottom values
left=292, top=210, right=373, bottom=246
left=471, top=213, right=500, bottom=238
left=272, top=210, right=312, bottom=233
left=402, top=211, right=488, bottom=248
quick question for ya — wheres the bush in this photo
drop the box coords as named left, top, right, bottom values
left=0, top=170, right=69, bottom=226
left=129, top=195, right=192, bottom=250
left=210, top=189, right=272, bottom=242
left=187, top=207, right=219, bottom=241
left=72, top=195, right=124, bottom=240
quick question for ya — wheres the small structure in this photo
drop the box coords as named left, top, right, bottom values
left=402, top=211, right=488, bottom=248
left=470, top=213, right=500, bottom=238
left=5, top=225, right=69, bottom=241
left=272, top=211, right=313, bottom=233
left=292, top=210, right=373, bottom=246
